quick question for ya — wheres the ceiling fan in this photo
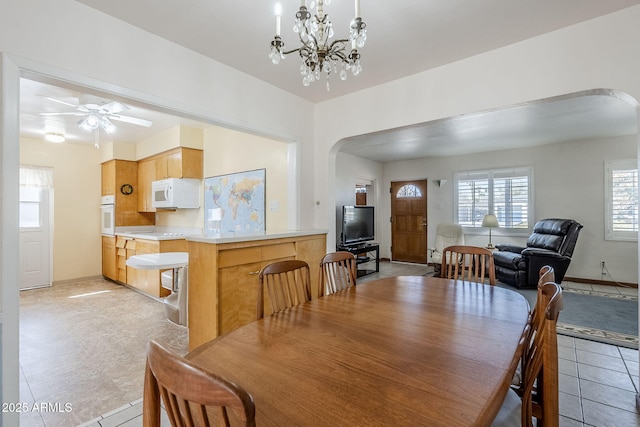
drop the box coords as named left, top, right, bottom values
left=40, top=97, right=153, bottom=134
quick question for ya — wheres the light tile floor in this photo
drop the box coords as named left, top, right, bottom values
left=19, top=277, right=188, bottom=427
left=19, top=262, right=640, bottom=426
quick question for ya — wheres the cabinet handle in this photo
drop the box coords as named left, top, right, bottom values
left=249, top=270, right=260, bottom=275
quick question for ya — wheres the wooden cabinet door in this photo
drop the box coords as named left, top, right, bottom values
left=167, top=148, right=203, bottom=179
left=137, top=159, right=156, bottom=212
left=101, top=161, right=116, bottom=196
left=166, top=150, right=182, bottom=178
left=155, top=155, right=168, bottom=180
left=102, top=235, right=117, bottom=280
left=218, top=262, right=262, bottom=335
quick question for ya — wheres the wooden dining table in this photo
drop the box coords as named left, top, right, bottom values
left=187, top=275, right=530, bottom=426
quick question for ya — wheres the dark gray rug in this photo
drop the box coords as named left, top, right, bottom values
left=556, top=289, right=638, bottom=349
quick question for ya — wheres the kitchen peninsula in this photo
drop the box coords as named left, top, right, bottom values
left=186, top=230, right=327, bottom=350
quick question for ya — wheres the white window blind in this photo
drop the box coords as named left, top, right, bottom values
left=455, top=167, right=532, bottom=231
left=606, top=160, right=638, bottom=241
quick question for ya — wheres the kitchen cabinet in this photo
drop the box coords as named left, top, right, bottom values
left=137, top=147, right=203, bottom=213
left=102, top=235, right=117, bottom=280
left=130, top=238, right=188, bottom=298
left=188, top=232, right=326, bottom=350
left=101, top=161, right=116, bottom=196
left=137, top=159, right=155, bottom=212
left=101, top=159, right=155, bottom=226
left=115, top=236, right=136, bottom=284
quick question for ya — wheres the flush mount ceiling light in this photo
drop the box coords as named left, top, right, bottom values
left=44, top=132, right=65, bottom=143
left=268, top=0, right=367, bottom=91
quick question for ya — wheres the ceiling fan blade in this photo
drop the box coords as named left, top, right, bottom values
left=109, top=114, right=153, bottom=127
left=39, top=112, right=86, bottom=116
left=101, top=101, right=128, bottom=114
left=45, top=97, right=79, bottom=108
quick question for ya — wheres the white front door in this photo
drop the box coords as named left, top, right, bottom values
left=19, top=186, right=52, bottom=289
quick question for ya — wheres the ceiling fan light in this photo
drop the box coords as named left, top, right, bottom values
left=100, top=116, right=117, bottom=134
left=44, top=132, right=65, bottom=143
left=78, top=117, right=95, bottom=132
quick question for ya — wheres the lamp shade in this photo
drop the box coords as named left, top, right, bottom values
left=482, top=214, right=499, bottom=228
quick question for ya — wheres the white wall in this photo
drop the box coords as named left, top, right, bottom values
left=377, top=135, right=637, bottom=283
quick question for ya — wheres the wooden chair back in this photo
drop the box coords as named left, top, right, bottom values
left=257, top=260, right=312, bottom=319
left=319, top=251, right=357, bottom=297
left=521, top=282, right=563, bottom=427
left=441, top=245, right=496, bottom=285
left=532, top=266, right=556, bottom=330
left=143, top=340, right=256, bottom=427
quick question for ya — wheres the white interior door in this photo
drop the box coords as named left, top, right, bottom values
left=19, top=186, right=52, bottom=289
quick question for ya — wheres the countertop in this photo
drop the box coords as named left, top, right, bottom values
left=114, top=231, right=191, bottom=241
left=186, top=229, right=328, bottom=244
left=111, top=227, right=201, bottom=241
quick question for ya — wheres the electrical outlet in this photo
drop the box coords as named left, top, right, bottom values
left=601, top=261, right=608, bottom=277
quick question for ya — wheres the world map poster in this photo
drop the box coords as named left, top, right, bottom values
left=204, top=169, right=266, bottom=234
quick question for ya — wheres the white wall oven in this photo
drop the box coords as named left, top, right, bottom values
left=100, top=195, right=115, bottom=235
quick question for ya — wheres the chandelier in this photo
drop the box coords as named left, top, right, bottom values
left=268, top=0, right=367, bottom=91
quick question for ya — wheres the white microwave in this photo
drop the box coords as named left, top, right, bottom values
left=152, top=178, right=201, bottom=209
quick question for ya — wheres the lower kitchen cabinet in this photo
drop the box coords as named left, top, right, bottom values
left=103, top=235, right=187, bottom=298
left=188, top=232, right=326, bottom=350
left=115, top=236, right=135, bottom=284
left=102, top=235, right=117, bottom=281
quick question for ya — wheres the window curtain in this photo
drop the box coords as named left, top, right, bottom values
left=20, top=166, right=53, bottom=188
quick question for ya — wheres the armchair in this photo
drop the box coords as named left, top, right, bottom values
left=493, top=218, right=583, bottom=288
left=430, top=224, right=465, bottom=275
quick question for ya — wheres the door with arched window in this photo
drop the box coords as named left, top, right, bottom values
left=391, top=180, right=428, bottom=263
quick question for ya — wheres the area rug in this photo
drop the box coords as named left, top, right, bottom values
left=556, top=288, right=638, bottom=349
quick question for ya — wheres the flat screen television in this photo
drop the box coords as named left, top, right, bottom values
left=341, top=206, right=375, bottom=246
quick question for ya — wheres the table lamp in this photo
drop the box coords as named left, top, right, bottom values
left=482, top=214, right=499, bottom=249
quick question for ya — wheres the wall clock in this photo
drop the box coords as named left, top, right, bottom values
left=120, top=184, right=134, bottom=195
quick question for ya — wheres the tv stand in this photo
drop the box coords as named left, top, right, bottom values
left=337, top=243, right=380, bottom=277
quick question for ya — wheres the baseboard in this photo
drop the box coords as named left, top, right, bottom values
left=52, top=275, right=105, bottom=286
left=564, top=276, right=637, bottom=289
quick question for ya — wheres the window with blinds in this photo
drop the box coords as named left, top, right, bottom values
left=454, top=167, right=532, bottom=231
left=606, top=160, right=638, bottom=241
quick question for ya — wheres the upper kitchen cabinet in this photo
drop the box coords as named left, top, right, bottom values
left=156, top=147, right=203, bottom=180
left=101, top=159, right=155, bottom=226
left=138, top=147, right=203, bottom=212
left=101, top=160, right=117, bottom=196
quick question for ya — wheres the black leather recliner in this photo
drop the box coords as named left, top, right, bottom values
left=493, top=218, right=583, bottom=289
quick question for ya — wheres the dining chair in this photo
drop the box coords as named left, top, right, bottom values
left=319, top=251, right=357, bottom=297
left=492, top=281, right=563, bottom=427
left=440, top=245, right=496, bottom=285
left=257, top=260, right=312, bottom=319
left=511, top=265, right=556, bottom=390
left=143, top=340, right=256, bottom=427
